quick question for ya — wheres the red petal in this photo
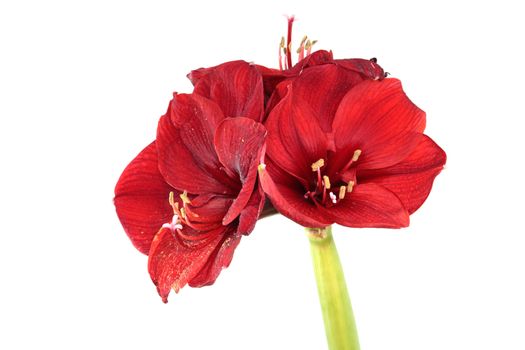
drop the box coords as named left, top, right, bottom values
left=190, top=61, right=264, bottom=121
left=148, top=226, right=226, bottom=302
left=328, top=183, right=410, bottom=228
left=265, top=90, right=328, bottom=183
left=114, top=142, right=175, bottom=255
left=214, top=117, right=267, bottom=225
left=332, top=78, right=426, bottom=171
left=359, top=134, right=446, bottom=213
left=188, top=229, right=242, bottom=288
left=156, top=94, right=238, bottom=195
left=237, top=183, right=265, bottom=234
left=256, top=50, right=334, bottom=98
left=287, top=64, right=367, bottom=132
left=259, top=159, right=332, bottom=228
left=335, top=58, right=385, bottom=81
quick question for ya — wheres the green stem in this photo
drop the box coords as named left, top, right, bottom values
left=307, top=226, right=360, bottom=350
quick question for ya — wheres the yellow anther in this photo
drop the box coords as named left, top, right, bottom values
left=311, top=158, right=325, bottom=172
left=180, top=190, right=191, bottom=204
left=305, top=40, right=312, bottom=50
left=280, top=37, right=285, bottom=48
left=347, top=181, right=355, bottom=193
left=339, top=186, right=347, bottom=199
left=168, top=191, right=176, bottom=207
left=180, top=207, right=187, bottom=220
left=322, top=175, right=331, bottom=189
left=352, top=149, right=362, bottom=162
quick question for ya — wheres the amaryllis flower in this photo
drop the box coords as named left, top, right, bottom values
left=253, top=16, right=386, bottom=114
left=114, top=61, right=267, bottom=302
left=259, top=66, right=446, bottom=228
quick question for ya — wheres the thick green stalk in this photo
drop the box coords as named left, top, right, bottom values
left=307, top=226, right=360, bottom=350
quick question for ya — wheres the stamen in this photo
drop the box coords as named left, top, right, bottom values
left=180, top=207, right=187, bottom=220
left=329, top=192, right=337, bottom=204
left=339, top=186, right=346, bottom=199
left=311, top=158, right=325, bottom=172
left=168, top=191, right=176, bottom=208
left=352, top=149, right=362, bottom=162
left=322, top=175, right=331, bottom=189
left=278, top=37, right=285, bottom=71
left=180, top=190, right=191, bottom=204
left=347, top=181, right=355, bottom=193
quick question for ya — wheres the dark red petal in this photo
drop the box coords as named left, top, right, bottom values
left=237, top=183, right=265, bottom=235
left=328, top=183, right=410, bottom=228
left=156, top=94, right=237, bottom=195
left=114, top=142, right=175, bottom=255
left=214, top=117, right=267, bottom=225
left=148, top=226, right=226, bottom=302
left=288, top=64, right=366, bottom=132
left=256, top=50, right=334, bottom=98
left=188, top=229, right=242, bottom=288
left=359, top=134, right=446, bottom=213
left=265, top=90, right=328, bottom=182
left=331, top=78, right=426, bottom=171
left=335, top=58, right=385, bottom=81
left=259, top=160, right=332, bottom=228
left=191, top=61, right=264, bottom=121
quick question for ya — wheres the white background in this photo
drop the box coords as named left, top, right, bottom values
left=1, top=0, right=524, bottom=349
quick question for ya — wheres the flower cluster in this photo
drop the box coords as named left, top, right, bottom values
left=114, top=18, right=446, bottom=302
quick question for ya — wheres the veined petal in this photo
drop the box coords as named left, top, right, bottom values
left=189, top=229, right=242, bottom=288
left=265, top=90, right=328, bottom=182
left=359, top=134, right=446, bottom=213
left=114, top=142, right=175, bottom=255
left=259, top=160, right=332, bottom=228
left=214, top=117, right=267, bottom=225
left=237, top=183, right=265, bottom=235
left=288, top=64, right=367, bottom=132
left=148, top=226, right=226, bottom=303
left=332, top=78, right=426, bottom=170
left=156, top=94, right=238, bottom=195
left=328, top=183, right=410, bottom=228
left=190, top=61, right=264, bottom=121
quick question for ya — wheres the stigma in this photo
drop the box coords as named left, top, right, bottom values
left=162, top=214, right=183, bottom=232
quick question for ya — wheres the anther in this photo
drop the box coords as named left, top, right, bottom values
left=339, top=186, right=346, bottom=199
left=311, top=158, right=325, bottom=172
left=180, top=190, right=191, bottom=205
left=352, top=149, right=362, bottom=162
left=322, top=175, right=331, bottom=189
left=329, top=192, right=337, bottom=204
left=180, top=207, right=187, bottom=220
left=280, top=37, right=285, bottom=48
left=347, top=181, right=355, bottom=193
left=168, top=191, right=176, bottom=207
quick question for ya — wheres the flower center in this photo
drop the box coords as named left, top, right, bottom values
left=162, top=191, right=201, bottom=234
left=304, top=149, right=361, bottom=207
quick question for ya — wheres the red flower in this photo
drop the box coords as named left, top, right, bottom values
left=259, top=66, right=446, bottom=228
left=114, top=61, right=266, bottom=302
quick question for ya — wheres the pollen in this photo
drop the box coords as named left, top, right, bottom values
left=352, top=149, right=362, bottom=162
left=322, top=175, right=331, bottom=189
left=339, top=186, right=346, bottom=199
left=347, top=181, right=355, bottom=193
left=311, top=158, right=325, bottom=172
